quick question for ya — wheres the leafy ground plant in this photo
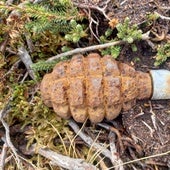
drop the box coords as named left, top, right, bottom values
left=154, top=42, right=170, bottom=66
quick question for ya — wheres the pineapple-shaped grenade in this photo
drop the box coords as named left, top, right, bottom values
left=40, top=53, right=170, bottom=123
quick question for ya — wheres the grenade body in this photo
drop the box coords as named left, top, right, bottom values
left=40, top=53, right=152, bottom=123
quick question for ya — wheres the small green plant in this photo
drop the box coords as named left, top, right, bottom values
left=65, top=19, right=87, bottom=43
left=31, top=60, right=58, bottom=72
left=0, top=0, right=87, bottom=58
left=24, top=1, right=87, bottom=45
left=31, top=54, right=71, bottom=74
left=154, top=42, right=170, bottom=66
left=24, top=1, right=80, bottom=34
left=116, top=17, right=142, bottom=43
left=101, top=45, right=121, bottom=58
left=100, top=19, right=142, bottom=58
left=100, top=28, right=121, bottom=58
left=146, top=12, right=159, bottom=22
left=100, top=28, right=113, bottom=42
left=8, top=81, right=72, bottom=148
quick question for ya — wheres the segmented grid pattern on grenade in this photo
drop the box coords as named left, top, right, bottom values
left=40, top=53, right=152, bottom=123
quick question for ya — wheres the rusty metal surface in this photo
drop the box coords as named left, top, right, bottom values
left=40, top=53, right=152, bottom=123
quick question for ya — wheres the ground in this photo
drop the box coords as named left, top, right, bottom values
left=108, top=0, right=170, bottom=168
left=76, top=0, right=170, bottom=168
left=0, top=0, right=170, bottom=169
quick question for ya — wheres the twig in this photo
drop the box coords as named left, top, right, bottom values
left=142, top=121, right=154, bottom=138
left=25, top=33, right=34, bottom=53
left=0, top=34, right=9, bottom=54
left=0, top=142, right=8, bottom=170
left=108, top=132, right=124, bottom=170
left=159, top=6, right=170, bottom=10
left=149, top=101, right=157, bottom=130
left=47, top=32, right=150, bottom=62
left=20, top=72, right=29, bottom=83
left=120, top=0, right=128, bottom=6
left=150, top=31, right=165, bottom=42
left=33, top=0, right=43, bottom=3
left=47, top=40, right=123, bottom=61
left=5, top=0, right=14, bottom=5
left=121, top=137, right=143, bottom=155
left=4, top=60, right=21, bottom=78
left=97, top=123, right=124, bottom=154
left=0, top=110, right=23, bottom=169
left=68, top=119, right=111, bottom=158
left=85, top=9, right=100, bottom=42
left=127, top=147, right=145, bottom=168
left=155, top=11, right=170, bottom=21
left=73, top=1, right=111, bottom=21
left=6, top=47, right=17, bottom=55
left=38, top=147, right=98, bottom=170
left=154, top=1, right=170, bottom=10
left=18, top=46, right=36, bottom=80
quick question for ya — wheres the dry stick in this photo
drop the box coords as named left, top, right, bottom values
left=73, top=0, right=111, bottom=21
left=155, top=11, right=170, bottom=21
left=109, top=132, right=124, bottom=170
left=88, top=9, right=100, bottom=42
left=0, top=142, right=8, bottom=170
left=47, top=32, right=150, bottom=62
left=18, top=46, right=36, bottom=80
left=6, top=1, right=36, bottom=80
left=0, top=110, right=23, bottom=170
left=0, top=35, right=9, bottom=54
left=38, top=147, right=98, bottom=170
left=5, top=0, right=15, bottom=5
left=25, top=32, right=34, bottom=53
left=97, top=123, right=124, bottom=153
left=97, top=123, right=124, bottom=170
left=47, top=40, right=123, bottom=61
left=33, top=0, right=43, bottom=3
left=68, top=119, right=123, bottom=168
left=4, top=60, right=21, bottom=78
left=96, top=155, right=108, bottom=170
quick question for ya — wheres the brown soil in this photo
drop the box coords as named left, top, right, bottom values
left=109, top=0, right=170, bottom=168
left=82, top=0, right=170, bottom=168
left=122, top=100, right=170, bottom=166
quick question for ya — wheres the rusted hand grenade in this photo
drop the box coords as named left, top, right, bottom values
left=40, top=53, right=170, bottom=123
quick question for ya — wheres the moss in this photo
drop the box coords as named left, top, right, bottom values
left=154, top=42, right=170, bottom=66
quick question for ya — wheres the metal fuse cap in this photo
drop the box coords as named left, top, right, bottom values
left=150, top=70, right=170, bottom=100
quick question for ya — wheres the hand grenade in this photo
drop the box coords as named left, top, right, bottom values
left=40, top=53, right=170, bottom=123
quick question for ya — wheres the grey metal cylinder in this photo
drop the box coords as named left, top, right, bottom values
left=150, top=70, right=170, bottom=100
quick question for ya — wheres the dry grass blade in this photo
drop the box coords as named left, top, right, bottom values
left=109, top=150, right=170, bottom=169
left=68, top=119, right=112, bottom=159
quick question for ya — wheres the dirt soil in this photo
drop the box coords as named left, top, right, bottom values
left=108, top=0, right=170, bottom=168
left=87, top=0, right=170, bottom=168
left=122, top=100, right=170, bottom=165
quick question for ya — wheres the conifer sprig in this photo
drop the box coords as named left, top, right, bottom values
left=0, top=0, right=83, bottom=34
